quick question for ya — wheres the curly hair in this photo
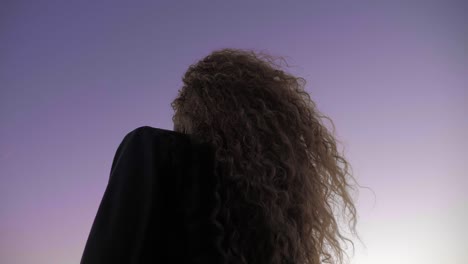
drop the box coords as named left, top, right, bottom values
left=170, top=48, right=362, bottom=264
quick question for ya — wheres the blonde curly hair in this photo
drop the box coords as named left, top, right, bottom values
left=171, top=48, right=363, bottom=264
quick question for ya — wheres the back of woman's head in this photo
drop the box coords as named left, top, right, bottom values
left=170, top=48, right=361, bottom=264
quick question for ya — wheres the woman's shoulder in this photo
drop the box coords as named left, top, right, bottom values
left=125, top=125, right=186, bottom=138
left=124, top=126, right=213, bottom=151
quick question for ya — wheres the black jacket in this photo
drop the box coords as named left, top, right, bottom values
left=80, top=126, right=224, bottom=263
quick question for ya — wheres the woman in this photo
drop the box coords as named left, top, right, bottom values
left=81, top=48, right=361, bottom=264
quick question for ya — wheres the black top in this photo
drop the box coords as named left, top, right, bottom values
left=80, top=126, right=224, bottom=263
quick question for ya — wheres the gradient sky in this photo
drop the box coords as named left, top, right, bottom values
left=1, top=1, right=467, bottom=263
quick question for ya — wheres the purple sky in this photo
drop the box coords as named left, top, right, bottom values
left=1, top=1, right=467, bottom=263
